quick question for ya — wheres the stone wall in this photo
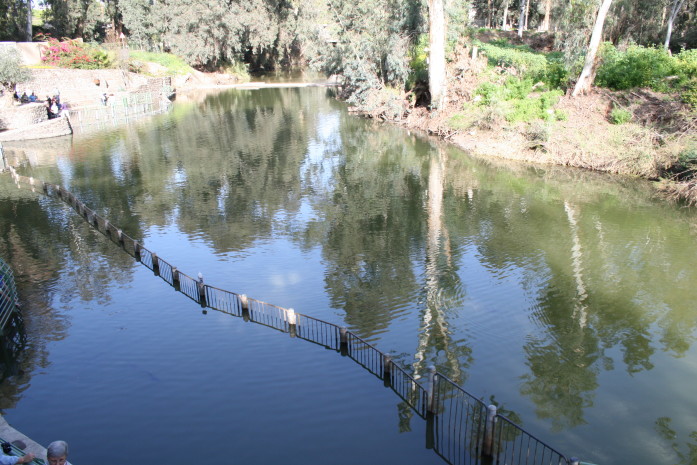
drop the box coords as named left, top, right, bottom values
left=0, top=103, right=47, bottom=131
left=21, top=69, right=150, bottom=108
left=0, top=117, right=71, bottom=142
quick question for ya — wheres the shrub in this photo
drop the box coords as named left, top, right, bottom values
left=39, top=35, right=113, bottom=69
left=0, top=47, right=30, bottom=90
left=477, top=40, right=548, bottom=77
left=596, top=44, right=676, bottom=91
left=681, top=79, right=697, bottom=109
left=610, top=107, right=632, bottom=125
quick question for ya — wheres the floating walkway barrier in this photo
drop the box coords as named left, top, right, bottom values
left=5, top=166, right=582, bottom=465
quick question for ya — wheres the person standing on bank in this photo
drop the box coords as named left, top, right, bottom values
left=45, top=441, right=68, bottom=465
left=0, top=442, right=35, bottom=464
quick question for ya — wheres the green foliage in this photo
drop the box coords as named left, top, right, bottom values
left=596, top=44, right=676, bottom=91
left=676, top=148, right=697, bottom=172
left=681, top=79, right=697, bottom=110
left=0, top=0, right=29, bottom=41
left=609, top=107, right=633, bottom=125
left=129, top=51, right=193, bottom=75
left=0, top=47, right=31, bottom=89
left=474, top=76, right=563, bottom=123
left=477, top=40, right=549, bottom=76
left=406, top=34, right=428, bottom=90
left=507, top=90, right=563, bottom=122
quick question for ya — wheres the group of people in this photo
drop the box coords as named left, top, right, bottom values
left=12, top=89, right=64, bottom=119
left=0, top=440, right=68, bottom=465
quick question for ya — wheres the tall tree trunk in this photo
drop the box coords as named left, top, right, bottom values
left=525, top=0, right=531, bottom=31
left=428, top=0, right=447, bottom=110
left=517, top=0, right=527, bottom=38
left=502, top=0, right=510, bottom=30
left=540, top=0, right=552, bottom=31
left=571, top=0, right=613, bottom=97
left=664, top=0, right=686, bottom=51
left=487, top=0, right=493, bottom=28
left=25, top=0, right=32, bottom=41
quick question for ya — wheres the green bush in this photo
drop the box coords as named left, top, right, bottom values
left=596, top=44, right=676, bottom=91
left=406, top=34, right=428, bottom=90
left=0, top=47, right=30, bottom=89
left=681, top=79, right=697, bottom=109
left=506, top=90, right=563, bottom=122
left=675, top=49, right=697, bottom=80
left=609, top=107, right=632, bottom=124
left=477, top=40, right=549, bottom=77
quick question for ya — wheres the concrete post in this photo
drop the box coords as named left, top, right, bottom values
left=197, top=272, right=206, bottom=306
left=339, top=326, right=348, bottom=356
left=151, top=252, right=160, bottom=274
left=427, top=366, right=437, bottom=414
left=240, top=294, right=250, bottom=321
left=133, top=241, right=141, bottom=261
left=171, top=267, right=180, bottom=289
left=116, top=229, right=124, bottom=245
left=287, top=308, right=297, bottom=337
left=482, top=404, right=497, bottom=458
left=569, top=458, right=580, bottom=465
left=104, top=219, right=111, bottom=235
left=383, top=354, right=392, bottom=387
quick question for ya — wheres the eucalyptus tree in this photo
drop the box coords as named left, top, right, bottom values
left=572, top=0, right=613, bottom=96
left=428, top=0, right=446, bottom=109
left=664, top=0, right=687, bottom=49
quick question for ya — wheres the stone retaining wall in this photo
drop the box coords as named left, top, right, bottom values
left=0, top=117, right=72, bottom=142
left=0, top=103, right=47, bottom=131
left=21, top=69, right=150, bottom=107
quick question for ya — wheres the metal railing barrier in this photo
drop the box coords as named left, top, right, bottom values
left=5, top=166, right=577, bottom=465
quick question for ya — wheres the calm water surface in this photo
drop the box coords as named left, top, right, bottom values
left=1, top=87, right=696, bottom=465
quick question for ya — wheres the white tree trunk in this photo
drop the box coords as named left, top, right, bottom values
left=428, top=0, right=447, bottom=110
left=502, top=0, right=510, bottom=30
left=572, top=0, right=614, bottom=97
left=664, top=0, right=686, bottom=50
left=517, top=0, right=527, bottom=38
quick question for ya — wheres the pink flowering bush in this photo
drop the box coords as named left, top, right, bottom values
left=37, top=34, right=112, bottom=70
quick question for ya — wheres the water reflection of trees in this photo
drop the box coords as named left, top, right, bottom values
left=0, top=182, right=134, bottom=409
left=441, top=150, right=697, bottom=429
left=5, top=88, right=697, bottom=441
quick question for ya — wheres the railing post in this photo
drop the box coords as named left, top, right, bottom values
left=427, top=366, right=437, bottom=415
left=197, top=272, right=207, bottom=307
left=383, top=354, right=392, bottom=387
left=482, top=404, right=497, bottom=458
left=240, top=294, right=250, bottom=321
left=116, top=229, right=124, bottom=246
left=104, top=219, right=111, bottom=236
left=339, top=326, right=348, bottom=356
left=287, top=308, right=297, bottom=337
left=133, top=241, right=142, bottom=261
left=151, top=252, right=160, bottom=275
left=171, top=267, right=180, bottom=289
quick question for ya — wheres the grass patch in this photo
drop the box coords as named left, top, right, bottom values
left=610, top=107, right=632, bottom=124
left=129, top=50, right=193, bottom=75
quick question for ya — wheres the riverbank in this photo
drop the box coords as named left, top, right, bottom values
left=355, top=42, right=697, bottom=206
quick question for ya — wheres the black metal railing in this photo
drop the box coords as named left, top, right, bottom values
left=6, top=166, right=578, bottom=465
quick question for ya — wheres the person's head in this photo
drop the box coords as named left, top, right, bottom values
left=46, top=440, right=68, bottom=465
left=2, top=442, right=11, bottom=454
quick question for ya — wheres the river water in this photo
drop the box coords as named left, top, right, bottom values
left=1, top=87, right=696, bottom=465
